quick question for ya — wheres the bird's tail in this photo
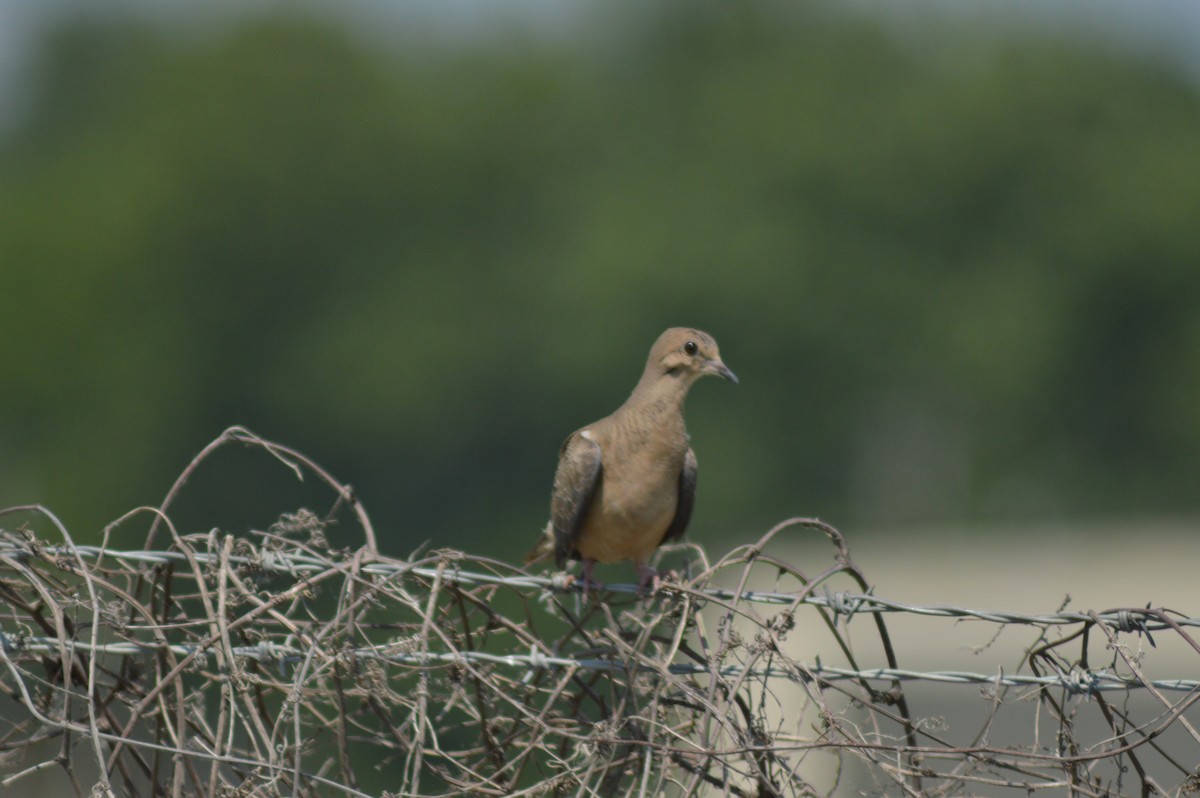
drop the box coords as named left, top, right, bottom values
left=522, top=522, right=554, bottom=565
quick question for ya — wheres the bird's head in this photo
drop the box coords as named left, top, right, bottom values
left=649, top=327, right=738, bottom=385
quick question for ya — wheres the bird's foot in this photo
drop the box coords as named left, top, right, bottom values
left=635, top=564, right=675, bottom=595
left=568, top=559, right=603, bottom=594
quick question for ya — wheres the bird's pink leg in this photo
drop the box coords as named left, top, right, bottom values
left=578, top=558, right=603, bottom=593
left=635, top=564, right=681, bottom=594
left=635, top=563, right=661, bottom=594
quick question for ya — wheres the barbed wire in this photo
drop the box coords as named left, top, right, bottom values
left=4, top=540, right=1195, bottom=632
left=4, top=633, right=1199, bottom=696
left=1, top=427, right=1197, bottom=798
left=3, top=537, right=1198, bottom=697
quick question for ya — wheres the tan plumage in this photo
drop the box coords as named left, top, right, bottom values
left=524, top=327, right=736, bottom=591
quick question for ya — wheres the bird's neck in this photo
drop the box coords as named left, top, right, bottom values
left=619, top=371, right=693, bottom=436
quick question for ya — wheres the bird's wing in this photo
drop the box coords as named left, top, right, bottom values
left=661, top=447, right=697, bottom=544
left=551, top=431, right=603, bottom=568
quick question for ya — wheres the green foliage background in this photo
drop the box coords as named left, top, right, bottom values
left=2, top=2, right=1198, bottom=558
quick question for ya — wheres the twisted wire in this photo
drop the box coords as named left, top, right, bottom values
left=3, top=634, right=1198, bottom=696
left=2, top=543, right=1194, bottom=631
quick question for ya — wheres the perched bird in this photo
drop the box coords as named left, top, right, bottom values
left=524, top=327, right=737, bottom=592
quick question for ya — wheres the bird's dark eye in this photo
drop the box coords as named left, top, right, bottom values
left=684, top=340, right=698, bottom=356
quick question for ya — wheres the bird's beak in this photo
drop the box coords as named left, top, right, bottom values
left=705, top=359, right=738, bottom=384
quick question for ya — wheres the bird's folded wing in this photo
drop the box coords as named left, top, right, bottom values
left=551, top=431, right=603, bottom=568
left=661, top=447, right=697, bottom=544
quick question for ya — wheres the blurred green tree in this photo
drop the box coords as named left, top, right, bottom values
left=1, top=2, right=1197, bottom=556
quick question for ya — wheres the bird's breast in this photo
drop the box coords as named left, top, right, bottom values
left=575, top=446, right=684, bottom=565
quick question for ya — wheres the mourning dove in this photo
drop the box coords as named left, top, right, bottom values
left=525, top=327, right=736, bottom=592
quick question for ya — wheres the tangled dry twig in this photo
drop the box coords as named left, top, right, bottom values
left=1, top=428, right=1197, bottom=797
